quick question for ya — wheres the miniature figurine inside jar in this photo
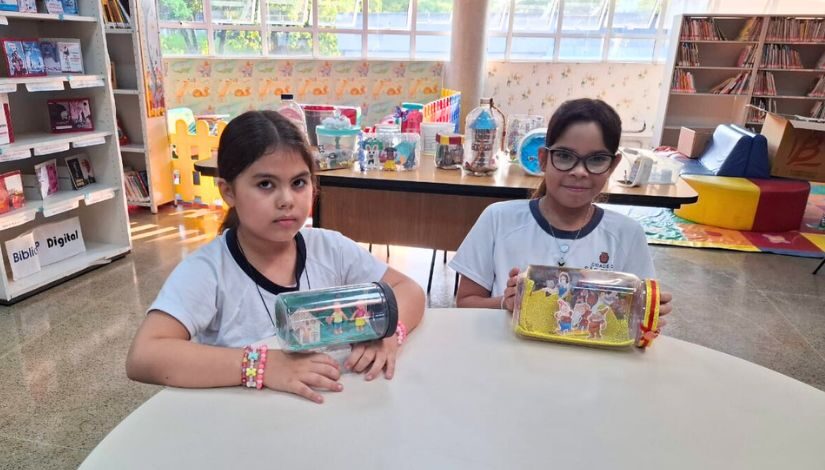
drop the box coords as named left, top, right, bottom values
left=435, top=132, right=464, bottom=170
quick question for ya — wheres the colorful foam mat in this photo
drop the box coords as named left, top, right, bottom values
left=606, top=183, right=825, bottom=258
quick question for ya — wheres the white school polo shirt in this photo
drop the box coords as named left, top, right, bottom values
left=449, top=199, right=655, bottom=297
left=149, top=228, right=388, bottom=348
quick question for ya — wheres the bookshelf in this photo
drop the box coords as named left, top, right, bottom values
left=0, top=0, right=130, bottom=303
left=655, top=14, right=825, bottom=146
left=104, top=0, right=172, bottom=213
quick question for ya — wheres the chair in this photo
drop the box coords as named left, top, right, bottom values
left=673, top=124, right=769, bottom=178
left=427, top=250, right=459, bottom=296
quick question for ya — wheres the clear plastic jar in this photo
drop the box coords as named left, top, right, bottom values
left=435, top=133, right=464, bottom=170
left=464, top=98, right=502, bottom=176
left=506, top=114, right=545, bottom=161
left=274, top=282, right=398, bottom=352
left=358, top=132, right=420, bottom=171
left=315, top=125, right=360, bottom=171
left=513, top=265, right=661, bottom=349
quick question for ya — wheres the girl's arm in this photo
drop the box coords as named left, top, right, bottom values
left=126, top=311, right=343, bottom=403
left=345, top=267, right=425, bottom=380
left=456, top=268, right=520, bottom=311
left=382, top=266, right=425, bottom=332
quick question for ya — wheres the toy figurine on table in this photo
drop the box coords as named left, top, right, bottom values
left=274, top=283, right=399, bottom=352
left=381, top=146, right=398, bottom=171
left=326, top=302, right=348, bottom=335
left=352, top=302, right=371, bottom=332
left=359, top=137, right=383, bottom=170
left=513, top=265, right=661, bottom=349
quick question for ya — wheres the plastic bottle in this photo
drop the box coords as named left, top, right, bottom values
left=277, top=93, right=308, bottom=138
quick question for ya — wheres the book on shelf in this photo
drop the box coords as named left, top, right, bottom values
left=754, top=71, right=777, bottom=96
left=817, top=51, right=825, bottom=70
left=41, top=0, right=64, bottom=14
left=123, top=167, right=150, bottom=203
left=766, top=18, right=825, bottom=42
left=0, top=0, right=19, bottom=12
left=47, top=98, right=94, bottom=133
left=0, top=170, right=25, bottom=214
left=18, top=0, right=36, bottom=12
left=736, top=45, right=756, bottom=68
left=710, top=72, right=750, bottom=95
left=1, top=39, right=46, bottom=78
left=671, top=69, right=696, bottom=93
left=101, top=0, right=131, bottom=28
left=736, top=17, right=762, bottom=41
left=810, top=101, right=825, bottom=120
left=64, top=153, right=95, bottom=189
left=809, top=76, right=825, bottom=97
left=761, top=44, right=803, bottom=69
left=748, top=98, right=777, bottom=123
left=681, top=17, right=727, bottom=41
left=678, top=43, right=700, bottom=66
left=0, top=93, right=13, bottom=145
left=33, top=158, right=59, bottom=199
left=40, top=38, right=84, bottom=74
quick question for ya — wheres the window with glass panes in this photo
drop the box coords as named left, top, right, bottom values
left=158, top=0, right=453, bottom=58
left=486, top=0, right=709, bottom=63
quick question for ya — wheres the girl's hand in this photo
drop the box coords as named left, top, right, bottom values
left=502, top=267, right=520, bottom=312
left=264, top=350, right=343, bottom=404
left=345, top=337, right=399, bottom=381
left=659, top=291, right=673, bottom=328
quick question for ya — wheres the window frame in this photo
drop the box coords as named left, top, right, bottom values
left=490, top=0, right=677, bottom=64
left=159, top=0, right=452, bottom=60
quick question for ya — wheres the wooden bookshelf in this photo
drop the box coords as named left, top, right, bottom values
left=655, top=14, right=825, bottom=145
left=0, top=0, right=131, bottom=303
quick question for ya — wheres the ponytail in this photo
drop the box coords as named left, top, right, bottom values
left=220, top=207, right=240, bottom=233
left=532, top=180, right=546, bottom=199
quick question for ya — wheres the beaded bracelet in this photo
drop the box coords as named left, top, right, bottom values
left=395, top=321, right=408, bottom=346
left=241, top=345, right=268, bottom=390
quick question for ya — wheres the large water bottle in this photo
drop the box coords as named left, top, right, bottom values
left=277, top=93, right=308, bottom=139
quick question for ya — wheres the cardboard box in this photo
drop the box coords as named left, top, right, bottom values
left=761, top=112, right=825, bottom=183
left=677, top=127, right=712, bottom=158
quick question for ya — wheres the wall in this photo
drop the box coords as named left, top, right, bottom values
left=484, top=62, right=666, bottom=137
left=163, top=59, right=445, bottom=126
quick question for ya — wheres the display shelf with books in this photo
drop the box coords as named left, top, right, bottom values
left=656, top=14, right=825, bottom=146
left=0, top=0, right=130, bottom=304
left=104, top=0, right=171, bottom=213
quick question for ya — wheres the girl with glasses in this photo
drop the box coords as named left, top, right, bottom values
left=450, top=98, right=672, bottom=318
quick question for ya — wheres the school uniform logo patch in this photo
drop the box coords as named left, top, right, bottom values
left=589, top=251, right=614, bottom=271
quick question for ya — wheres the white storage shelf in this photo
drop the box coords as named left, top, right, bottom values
left=105, top=0, right=174, bottom=214
left=0, top=11, right=97, bottom=23
left=7, top=242, right=128, bottom=298
left=0, top=0, right=132, bottom=303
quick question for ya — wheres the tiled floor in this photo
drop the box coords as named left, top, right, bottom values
left=1, top=205, right=824, bottom=469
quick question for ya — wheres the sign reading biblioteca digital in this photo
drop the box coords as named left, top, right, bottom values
left=4, top=217, right=86, bottom=280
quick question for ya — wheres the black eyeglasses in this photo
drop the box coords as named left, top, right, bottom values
left=543, top=147, right=616, bottom=175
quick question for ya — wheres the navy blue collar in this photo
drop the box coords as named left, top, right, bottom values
left=226, top=228, right=307, bottom=295
left=529, top=198, right=603, bottom=240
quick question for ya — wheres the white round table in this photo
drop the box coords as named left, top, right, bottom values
left=82, top=308, right=825, bottom=469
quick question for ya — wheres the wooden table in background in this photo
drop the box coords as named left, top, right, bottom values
left=194, top=157, right=698, bottom=252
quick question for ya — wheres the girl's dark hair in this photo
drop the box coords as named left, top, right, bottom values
left=533, top=98, right=622, bottom=199
left=218, top=110, right=316, bottom=232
